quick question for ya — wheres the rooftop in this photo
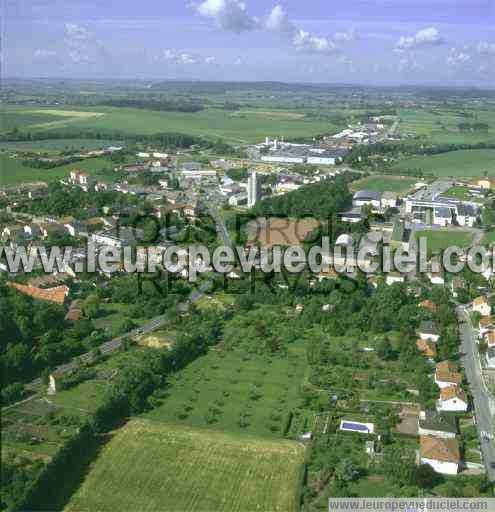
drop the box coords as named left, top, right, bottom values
left=8, top=282, right=69, bottom=305
left=419, top=410, right=458, bottom=434
left=353, top=190, right=382, bottom=201
left=420, top=436, right=460, bottom=463
left=436, top=361, right=462, bottom=386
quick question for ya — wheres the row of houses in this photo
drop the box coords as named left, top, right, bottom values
left=413, top=303, right=465, bottom=475
left=473, top=295, right=495, bottom=369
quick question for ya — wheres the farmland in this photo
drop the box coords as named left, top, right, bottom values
left=0, top=105, right=339, bottom=144
left=0, top=153, right=117, bottom=186
left=415, top=229, right=474, bottom=253
left=65, top=419, right=306, bottom=512
left=399, top=108, right=495, bottom=145
left=349, top=175, right=418, bottom=194
left=391, top=149, right=495, bottom=178
left=142, top=344, right=307, bottom=438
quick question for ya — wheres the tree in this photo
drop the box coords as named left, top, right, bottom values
left=415, top=463, right=442, bottom=489
left=377, top=337, right=395, bottom=361
left=83, top=294, right=100, bottom=319
left=334, top=459, right=359, bottom=483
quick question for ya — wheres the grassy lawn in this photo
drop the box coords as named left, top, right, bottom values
left=415, top=229, right=474, bottom=252
left=142, top=344, right=307, bottom=439
left=65, top=419, right=306, bottom=512
left=391, top=149, right=495, bottom=178
left=444, top=186, right=474, bottom=200
left=349, top=175, right=418, bottom=194
left=483, top=230, right=495, bottom=246
left=0, top=153, right=117, bottom=186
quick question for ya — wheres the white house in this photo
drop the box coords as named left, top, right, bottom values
left=473, top=296, right=491, bottom=317
left=420, top=436, right=460, bottom=475
left=418, top=321, right=440, bottom=343
left=479, top=316, right=495, bottom=337
left=435, top=361, right=461, bottom=389
left=437, top=385, right=468, bottom=413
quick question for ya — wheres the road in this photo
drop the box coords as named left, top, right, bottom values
left=457, top=304, right=495, bottom=481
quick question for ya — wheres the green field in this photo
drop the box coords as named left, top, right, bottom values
left=483, top=230, right=495, bottom=246
left=0, top=154, right=116, bottom=186
left=1, top=106, right=339, bottom=144
left=0, top=139, right=120, bottom=153
left=65, top=419, right=305, bottom=512
left=142, top=344, right=307, bottom=438
left=399, top=108, right=495, bottom=145
left=350, top=175, right=418, bottom=194
left=415, top=229, right=474, bottom=253
left=391, top=149, right=495, bottom=177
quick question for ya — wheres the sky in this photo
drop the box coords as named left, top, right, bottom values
left=3, top=0, right=495, bottom=86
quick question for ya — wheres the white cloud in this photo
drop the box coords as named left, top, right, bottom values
left=447, top=48, right=471, bottom=67
left=63, top=23, right=107, bottom=65
left=265, top=5, right=336, bottom=54
left=293, top=29, right=336, bottom=54
left=334, top=30, right=358, bottom=42
left=158, top=49, right=214, bottom=65
left=64, top=23, right=91, bottom=41
left=477, top=41, right=495, bottom=55
left=265, top=4, right=294, bottom=34
left=34, top=49, right=57, bottom=59
left=195, top=0, right=256, bottom=32
left=397, top=27, right=442, bottom=50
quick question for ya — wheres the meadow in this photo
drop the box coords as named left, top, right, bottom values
left=0, top=153, right=117, bottom=186
left=399, top=108, right=495, bottom=145
left=391, top=149, right=495, bottom=178
left=0, top=139, right=119, bottom=153
left=349, top=175, right=418, bottom=194
left=142, top=344, right=307, bottom=438
left=1, top=105, right=339, bottom=144
left=65, top=419, right=306, bottom=512
left=415, top=229, right=474, bottom=253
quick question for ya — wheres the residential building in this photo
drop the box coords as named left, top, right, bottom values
left=416, top=339, right=437, bottom=359
left=479, top=316, right=495, bottom=337
left=435, top=361, right=462, bottom=389
left=473, top=296, right=491, bottom=316
left=419, top=299, right=439, bottom=313
left=418, top=321, right=440, bottom=343
left=418, top=410, right=458, bottom=439
left=437, top=385, right=468, bottom=413
left=7, top=282, right=69, bottom=306
left=419, top=436, right=460, bottom=475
